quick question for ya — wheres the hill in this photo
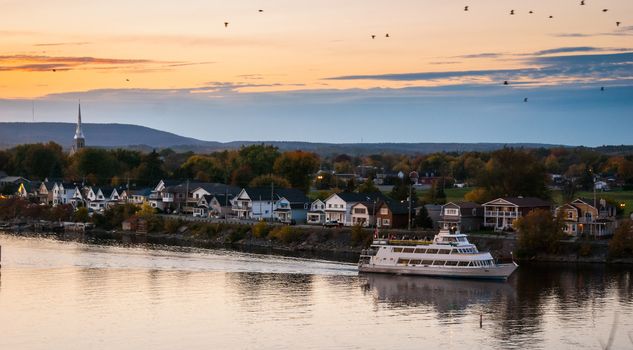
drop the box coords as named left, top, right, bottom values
left=0, top=122, right=570, bottom=155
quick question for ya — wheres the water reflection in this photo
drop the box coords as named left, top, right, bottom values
left=362, top=273, right=515, bottom=314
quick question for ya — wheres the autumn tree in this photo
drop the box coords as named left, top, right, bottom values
left=238, top=144, right=280, bottom=177
left=608, top=220, right=633, bottom=258
left=249, top=174, right=291, bottom=189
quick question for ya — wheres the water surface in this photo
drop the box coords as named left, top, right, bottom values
left=1, top=234, right=631, bottom=349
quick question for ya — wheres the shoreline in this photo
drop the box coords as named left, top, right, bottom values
left=2, top=220, right=633, bottom=265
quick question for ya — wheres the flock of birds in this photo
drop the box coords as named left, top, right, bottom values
left=48, top=3, right=623, bottom=101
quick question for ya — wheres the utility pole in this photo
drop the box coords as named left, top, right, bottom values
left=270, top=181, right=275, bottom=222
left=408, top=171, right=419, bottom=231
left=184, top=179, right=189, bottom=215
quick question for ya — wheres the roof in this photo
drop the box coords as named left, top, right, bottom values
left=192, top=182, right=241, bottom=196
left=334, top=191, right=386, bottom=203
left=243, top=187, right=309, bottom=203
left=379, top=199, right=410, bottom=215
left=485, top=197, right=551, bottom=208
left=0, top=176, right=30, bottom=184
left=129, top=188, right=152, bottom=196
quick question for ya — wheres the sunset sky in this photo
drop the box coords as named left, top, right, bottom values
left=1, top=0, right=632, bottom=145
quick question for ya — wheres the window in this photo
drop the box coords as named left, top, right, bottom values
left=397, top=259, right=409, bottom=265
left=438, top=249, right=450, bottom=254
left=421, top=260, right=433, bottom=265
left=380, top=208, right=388, bottom=215
left=382, top=219, right=390, bottom=226
left=426, top=249, right=438, bottom=254
left=457, top=261, right=469, bottom=266
left=409, top=260, right=421, bottom=265
left=402, top=248, right=414, bottom=253
left=432, top=260, right=446, bottom=266
left=445, top=261, right=458, bottom=266
left=444, top=208, right=459, bottom=216
left=393, top=248, right=403, bottom=253
left=414, top=248, right=426, bottom=254
left=354, top=208, right=366, bottom=214
left=328, top=204, right=332, bottom=208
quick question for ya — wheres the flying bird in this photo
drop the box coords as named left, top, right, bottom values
left=371, top=35, right=376, bottom=39
left=549, top=15, right=553, bottom=19
left=524, top=97, right=528, bottom=102
left=52, top=69, right=56, bottom=72
left=529, top=11, right=534, bottom=14
left=464, top=6, right=469, bottom=11
left=126, top=79, right=130, bottom=82
left=224, top=22, right=229, bottom=28
left=258, top=9, right=263, bottom=12
left=504, top=81, right=509, bottom=85
left=385, top=33, right=390, bottom=38
left=580, top=0, right=585, bottom=5
left=510, top=10, right=515, bottom=15
left=602, top=9, right=608, bottom=12
left=616, top=21, right=621, bottom=27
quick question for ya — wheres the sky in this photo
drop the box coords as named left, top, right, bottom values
left=0, top=0, right=632, bottom=145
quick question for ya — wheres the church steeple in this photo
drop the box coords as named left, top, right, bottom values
left=71, top=102, right=85, bottom=154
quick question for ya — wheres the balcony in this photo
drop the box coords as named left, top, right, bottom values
left=485, top=211, right=519, bottom=218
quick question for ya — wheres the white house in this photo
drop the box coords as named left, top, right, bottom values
left=306, top=199, right=326, bottom=225
left=350, top=202, right=373, bottom=227
left=52, top=182, right=79, bottom=206
left=323, top=192, right=384, bottom=226
left=232, top=188, right=309, bottom=222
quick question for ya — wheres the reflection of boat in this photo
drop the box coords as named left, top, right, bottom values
left=358, top=228, right=517, bottom=280
left=362, top=273, right=515, bottom=312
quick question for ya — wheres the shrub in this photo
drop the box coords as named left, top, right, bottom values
left=269, top=226, right=303, bottom=244
left=351, top=224, right=372, bottom=247
left=514, top=209, right=565, bottom=256
left=227, top=226, right=250, bottom=243
left=252, top=221, right=270, bottom=238
left=164, top=219, right=182, bottom=234
left=608, top=220, right=633, bottom=258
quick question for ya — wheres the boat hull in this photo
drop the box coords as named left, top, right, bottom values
left=359, top=262, right=518, bottom=280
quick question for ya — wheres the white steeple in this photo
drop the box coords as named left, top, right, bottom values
left=74, top=102, right=84, bottom=140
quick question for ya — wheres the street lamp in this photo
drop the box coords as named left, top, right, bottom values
left=408, top=171, right=419, bottom=231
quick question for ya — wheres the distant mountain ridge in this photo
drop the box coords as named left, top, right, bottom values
left=0, top=121, right=610, bottom=155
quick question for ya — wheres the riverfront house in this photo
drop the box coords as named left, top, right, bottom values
left=439, top=202, right=483, bottom=232
left=483, top=197, right=551, bottom=231
left=556, top=198, right=618, bottom=237
left=375, top=200, right=409, bottom=229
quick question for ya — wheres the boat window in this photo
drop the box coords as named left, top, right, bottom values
left=421, top=260, right=433, bottom=265
left=402, top=248, right=415, bottom=253
left=432, top=260, right=446, bottom=266
left=438, top=249, right=450, bottom=254
left=445, top=261, right=458, bottom=266
left=397, top=259, right=409, bottom=265
left=414, top=248, right=426, bottom=254
left=393, top=248, right=403, bottom=253
left=457, top=261, right=468, bottom=266
left=426, top=249, right=438, bottom=254
left=409, top=259, right=421, bottom=265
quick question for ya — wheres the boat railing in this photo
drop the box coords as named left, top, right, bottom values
left=372, top=239, right=433, bottom=246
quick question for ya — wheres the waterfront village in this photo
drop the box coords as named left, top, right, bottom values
left=1, top=106, right=632, bottom=260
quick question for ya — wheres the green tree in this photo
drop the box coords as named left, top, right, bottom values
left=514, top=209, right=564, bottom=256
left=273, top=151, right=320, bottom=193
left=608, top=220, right=633, bottom=258
left=467, top=148, right=549, bottom=202
left=357, top=179, right=379, bottom=194
left=135, top=150, right=165, bottom=186
left=249, top=174, right=291, bottom=188
left=238, top=144, right=280, bottom=177
left=414, top=205, right=434, bottom=229
left=424, top=180, right=447, bottom=204
left=73, top=207, right=89, bottom=222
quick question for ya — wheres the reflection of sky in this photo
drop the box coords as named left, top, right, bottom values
left=1, top=235, right=632, bottom=349
left=0, top=1, right=632, bottom=144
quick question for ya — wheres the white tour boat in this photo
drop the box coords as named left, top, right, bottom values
left=358, top=228, right=518, bottom=280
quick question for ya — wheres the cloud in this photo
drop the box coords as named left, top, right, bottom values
left=533, top=47, right=600, bottom=55
left=454, top=53, right=503, bottom=59
left=326, top=52, right=633, bottom=85
left=33, top=42, right=91, bottom=47
left=0, top=54, right=206, bottom=73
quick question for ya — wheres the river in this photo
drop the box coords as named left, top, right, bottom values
left=0, top=233, right=631, bottom=349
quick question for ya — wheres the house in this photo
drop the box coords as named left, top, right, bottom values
left=557, top=198, right=618, bottom=237
left=148, top=180, right=181, bottom=211
left=0, top=176, right=30, bottom=187
left=273, top=193, right=310, bottom=224
left=232, top=187, right=309, bottom=222
left=483, top=197, right=551, bottom=231
left=350, top=202, right=375, bottom=227
left=323, top=192, right=385, bottom=226
left=188, top=183, right=241, bottom=214
left=38, top=181, right=56, bottom=205
left=376, top=200, right=409, bottom=229
left=193, top=193, right=235, bottom=218
left=306, top=199, right=326, bottom=225
left=126, top=188, right=152, bottom=205
left=52, top=182, right=80, bottom=206
left=439, top=202, right=483, bottom=232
